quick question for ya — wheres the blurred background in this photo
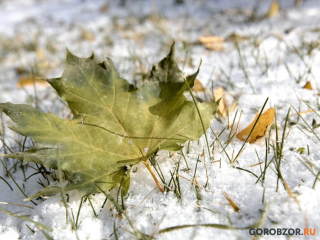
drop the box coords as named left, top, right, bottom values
left=0, top=0, right=318, bottom=95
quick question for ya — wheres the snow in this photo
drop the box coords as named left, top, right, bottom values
left=1, top=0, right=320, bottom=239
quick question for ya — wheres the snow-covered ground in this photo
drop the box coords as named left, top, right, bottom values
left=1, top=0, right=320, bottom=239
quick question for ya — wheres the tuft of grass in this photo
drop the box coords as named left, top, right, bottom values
left=158, top=200, right=271, bottom=234
left=95, top=183, right=149, bottom=239
left=56, top=146, right=79, bottom=239
left=273, top=107, right=291, bottom=192
left=0, top=205, right=53, bottom=237
left=148, top=151, right=167, bottom=191
left=0, top=157, right=37, bottom=205
left=234, top=40, right=255, bottom=93
left=210, top=127, right=231, bottom=163
left=290, top=103, right=320, bottom=142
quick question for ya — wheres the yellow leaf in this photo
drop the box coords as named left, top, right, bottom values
left=17, top=76, right=49, bottom=88
left=303, top=81, right=312, bottom=90
left=236, top=108, right=275, bottom=143
left=265, top=1, right=279, bottom=18
left=214, top=87, right=227, bottom=118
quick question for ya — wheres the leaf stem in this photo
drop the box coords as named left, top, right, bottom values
left=144, top=162, right=164, bottom=193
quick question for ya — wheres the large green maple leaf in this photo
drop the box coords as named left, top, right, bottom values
left=0, top=43, right=218, bottom=200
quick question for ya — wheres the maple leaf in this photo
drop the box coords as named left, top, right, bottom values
left=0, top=43, right=218, bottom=200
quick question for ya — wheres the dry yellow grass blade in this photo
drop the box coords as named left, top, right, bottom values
left=199, top=36, right=224, bottom=51
left=303, top=81, right=312, bottom=90
left=265, top=1, right=280, bottom=18
left=214, top=87, right=227, bottom=118
left=290, top=110, right=314, bottom=116
left=222, top=191, right=239, bottom=212
left=284, top=179, right=301, bottom=209
left=236, top=108, right=275, bottom=143
left=17, top=76, right=49, bottom=88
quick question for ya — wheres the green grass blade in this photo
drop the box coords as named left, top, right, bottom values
left=0, top=205, right=52, bottom=232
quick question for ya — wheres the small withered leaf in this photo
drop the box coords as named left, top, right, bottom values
left=303, top=81, right=312, bottom=90
left=237, top=108, right=275, bottom=143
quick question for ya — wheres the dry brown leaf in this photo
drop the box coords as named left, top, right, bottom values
left=214, top=87, right=227, bottom=118
left=17, top=76, right=49, bottom=88
left=303, top=81, right=312, bottom=90
left=192, top=79, right=206, bottom=92
left=236, top=108, right=275, bottom=143
left=265, top=1, right=279, bottom=18
left=199, top=36, right=224, bottom=51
